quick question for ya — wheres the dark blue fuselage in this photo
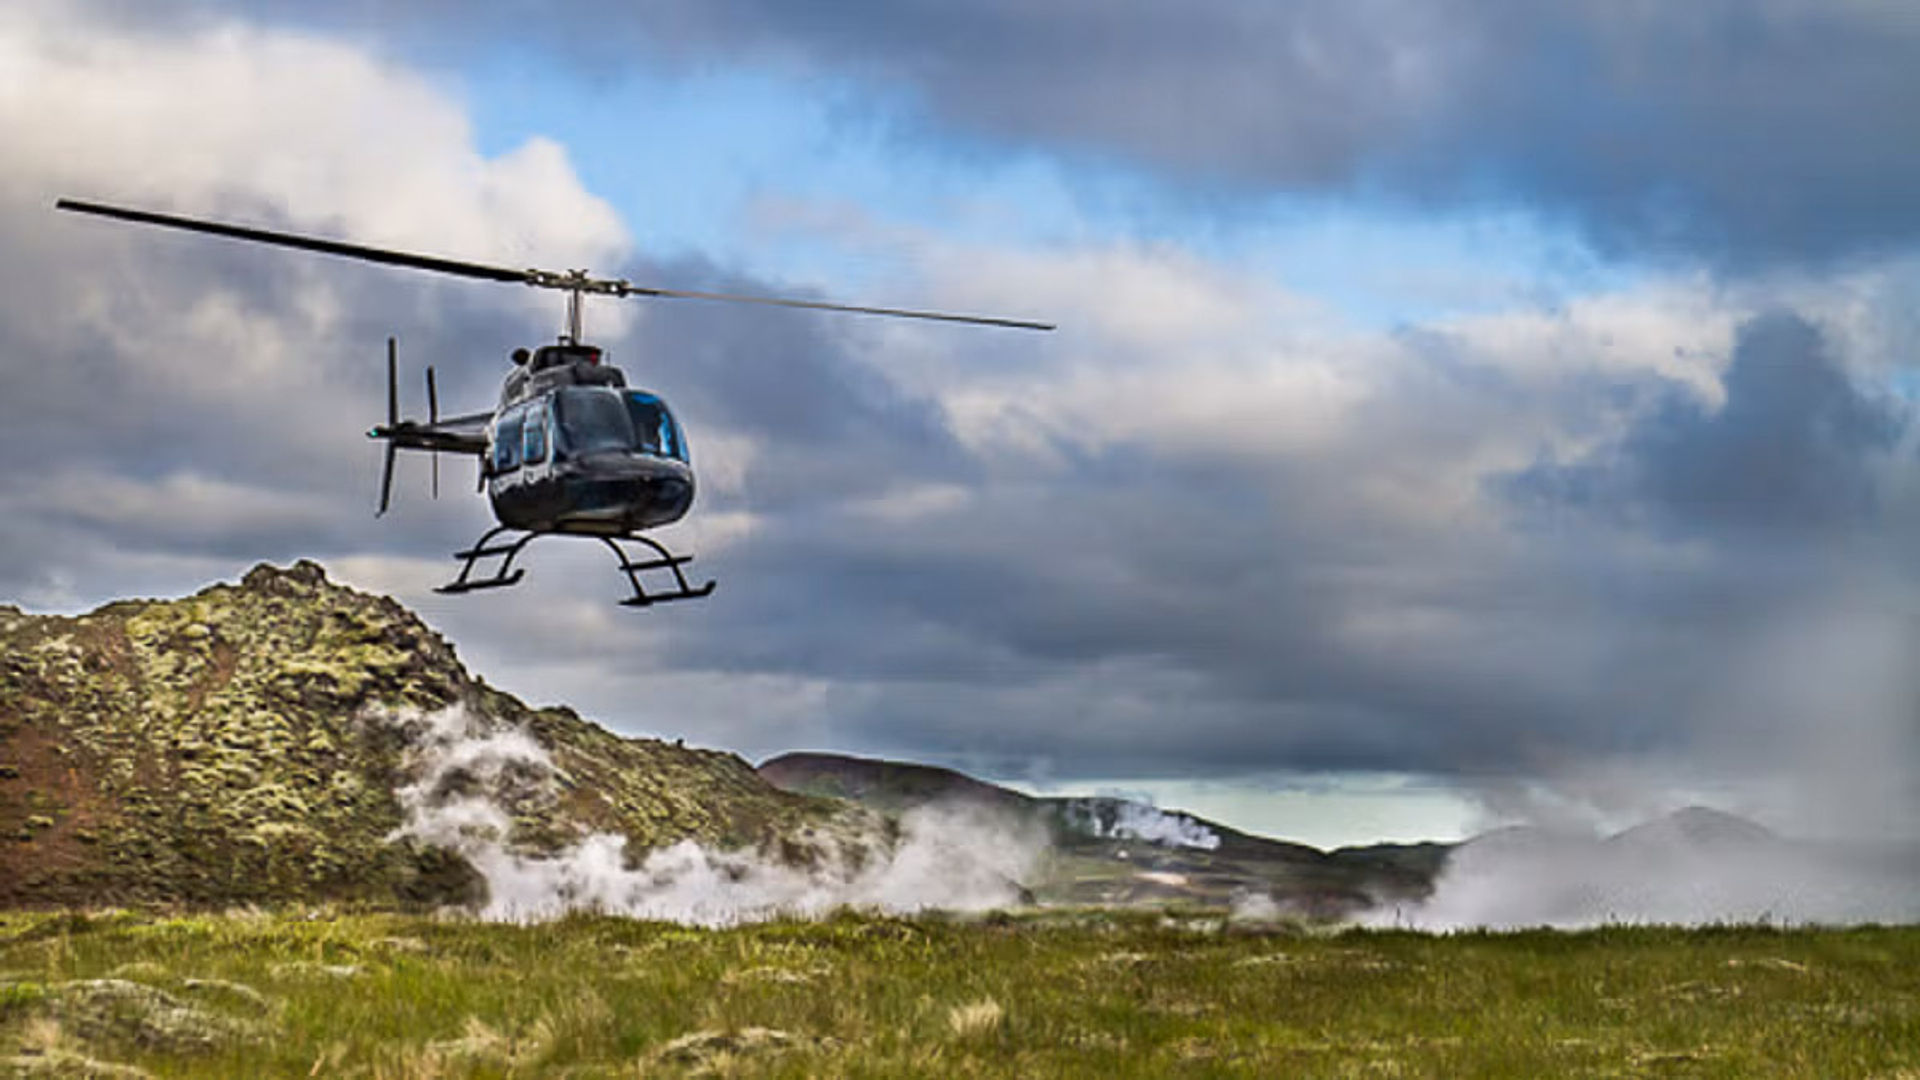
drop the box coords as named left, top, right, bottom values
left=484, top=354, right=694, bottom=535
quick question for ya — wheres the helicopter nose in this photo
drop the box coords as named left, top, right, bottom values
left=558, top=452, right=695, bottom=527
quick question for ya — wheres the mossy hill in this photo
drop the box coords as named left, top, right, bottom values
left=760, top=751, right=1453, bottom=916
left=0, top=561, right=845, bottom=909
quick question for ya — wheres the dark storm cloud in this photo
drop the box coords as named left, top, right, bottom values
left=628, top=363, right=1727, bottom=780
left=621, top=257, right=977, bottom=508
left=0, top=181, right=579, bottom=599
left=1501, top=312, right=1909, bottom=538
left=179, top=0, right=1920, bottom=264
left=628, top=299, right=1920, bottom=787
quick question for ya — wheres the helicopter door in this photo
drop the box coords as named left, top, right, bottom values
left=521, top=401, right=550, bottom=476
left=490, top=409, right=523, bottom=480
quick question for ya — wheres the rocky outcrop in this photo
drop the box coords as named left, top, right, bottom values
left=0, top=561, right=843, bottom=908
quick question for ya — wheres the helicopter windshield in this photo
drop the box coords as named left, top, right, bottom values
left=624, top=391, right=688, bottom=463
left=551, top=386, right=689, bottom=462
left=552, top=387, right=635, bottom=457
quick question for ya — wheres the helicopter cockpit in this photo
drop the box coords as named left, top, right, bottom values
left=493, top=385, right=688, bottom=472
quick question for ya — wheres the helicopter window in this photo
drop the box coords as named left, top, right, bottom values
left=522, top=403, right=549, bottom=465
left=624, top=392, right=688, bottom=462
left=552, top=387, right=636, bottom=457
left=492, top=410, right=523, bottom=473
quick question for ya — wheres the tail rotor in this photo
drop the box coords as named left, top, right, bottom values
left=426, top=364, right=440, bottom=500
left=368, top=337, right=488, bottom=511
left=377, top=336, right=398, bottom=516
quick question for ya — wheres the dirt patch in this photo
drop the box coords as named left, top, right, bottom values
left=183, top=639, right=239, bottom=715
left=0, top=724, right=113, bottom=906
left=71, top=619, right=140, bottom=692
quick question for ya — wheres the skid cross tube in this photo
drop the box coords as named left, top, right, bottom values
left=434, top=525, right=715, bottom=606
left=600, top=534, right=718, bottom=607
left=436, top=525, right=535, bottom=594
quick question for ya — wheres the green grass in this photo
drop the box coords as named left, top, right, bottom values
left=3, top=908, right=1918, bottom=1077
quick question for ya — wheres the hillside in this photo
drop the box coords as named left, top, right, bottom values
left=761, top=751, right=1448, bottom=915
left=0, top=561, right=850, bottom=908
left=10, top=561, right=1822, bottom=925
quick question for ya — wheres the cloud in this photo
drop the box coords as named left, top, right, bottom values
left=1500, top=311, right=1910, bottom=538
left=618, top=258, right=979, bottom=509
left=171, top=0, right=1920, bottom=265
left=682, top=0, right=1920, bottom=265
left=0, top=2, right=624, bottom=599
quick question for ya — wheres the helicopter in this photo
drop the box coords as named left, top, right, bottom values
left=54, top=198, right=1052, bottom=607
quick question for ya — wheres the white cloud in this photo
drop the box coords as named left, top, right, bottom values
left=903, top=231, right=1751, bottom=538
left=1, top=4, right=625, bottom=271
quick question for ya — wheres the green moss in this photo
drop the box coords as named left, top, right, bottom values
left=1, top=562, right=858, bottom=910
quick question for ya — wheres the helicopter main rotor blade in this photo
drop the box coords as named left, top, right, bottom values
left=55, top=198, right=528, bottom=285
left=618, top=283, right=1055, bottom=331
left=57, top=197, right=1055, bottom=330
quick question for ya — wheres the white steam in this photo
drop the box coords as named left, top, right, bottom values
left=1385, top=818, right=1920, bottom=930
left=1064, top=796, right=1222, bottom=850
left=385, top=706, right=1041, bottom=925
left=1387, top=584, right=1920, bottom=929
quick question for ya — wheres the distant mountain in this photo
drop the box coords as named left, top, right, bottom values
left=760, top=752, right=1030, bottom=816
left=760, top=751, right=1447, bottom=916
left=0, top=562, right=853, bottom=908
left=1447, top=807, right=1783, bottom=864
left=1416, top=805, right=1907, bottom=928
left=1606, top=805, right=1779, bottom=852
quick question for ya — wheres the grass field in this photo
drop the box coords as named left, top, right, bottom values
left=3, top=908, right=1918, bottom=1078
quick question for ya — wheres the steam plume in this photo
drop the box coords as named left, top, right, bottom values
left=1062, top=795, right=1221, bottom=850
left=385, top=706, right=1041, bottom=925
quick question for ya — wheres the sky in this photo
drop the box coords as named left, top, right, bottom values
left=5, top=0, right=1920, bottom=849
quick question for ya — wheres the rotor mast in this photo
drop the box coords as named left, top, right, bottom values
left=522, top=267, right=632, bottom=344
left=565, top=276, right=584, bottom=344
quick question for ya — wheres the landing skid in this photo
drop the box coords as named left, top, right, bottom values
left=436, top=525, right=716, bottom=607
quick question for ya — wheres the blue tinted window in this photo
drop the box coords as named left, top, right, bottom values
left=624, top=392, right=688, bottom=462
left=522, top=403, right=548, bottom=464
left=492, top=410, right=523, bottom=473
